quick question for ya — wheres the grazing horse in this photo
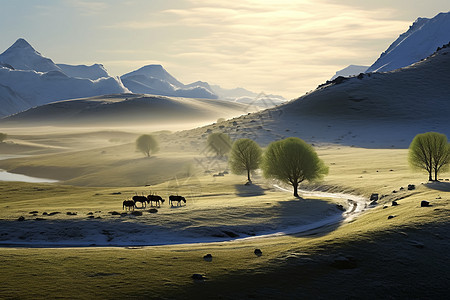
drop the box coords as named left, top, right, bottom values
left=169, top=195, right=186, bottom=206
left=147, top=195, right=165, bottom=207
left=133, top=195, right=148, bottom=208
left=123, top=200, right=135, bottom=211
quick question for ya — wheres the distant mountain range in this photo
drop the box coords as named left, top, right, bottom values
left=0, top=39, right=285, bottom=118
left=331, top=11, right=450, bottom=79
left=0, top=39, right=128, bottom=117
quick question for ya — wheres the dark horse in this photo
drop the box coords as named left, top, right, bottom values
left=147, top=195, right=165, bottom=207
left=133, top=195, right=148, bottom=208
left=123, top=200, right=135, bottom=211
left=169, top=195, right=186, bottom=206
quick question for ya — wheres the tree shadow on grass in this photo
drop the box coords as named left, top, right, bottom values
left=234, top=183, right=266, bottom=197
left=425, top=181, right=450, bottom=192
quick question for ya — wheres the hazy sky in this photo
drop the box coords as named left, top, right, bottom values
left=0, top=0, right=448, bottom=99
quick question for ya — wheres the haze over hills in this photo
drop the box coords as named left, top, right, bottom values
left=0, top=94, right=255, bottom=126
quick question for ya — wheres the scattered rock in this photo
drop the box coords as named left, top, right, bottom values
left=408, top=184, right=416, bottom=190
left=42, top=212, right=48, bottom=215
left=388, top=215, right=396, bottom=220
left=29, top=211, right=38, bottom=214
left=392, top=200, right=398, bottom=206
left=383, top=206, right=388, bottom=209
left=336, top=204, right=345, bottom=211
left=95, top=216, right=102, bottom=219
left=203, top=254, right=213, bottom=262
left=111, top=192, right=122, bottom=195
left=87, top=212, right=94, bottom=215
left=35, top=218, right=46, bottom=221
left=66, top=212, right=77, bottom=216
left=192, top=274, right=207, bottom=281
left=254, top=249, right=262, bottom=256
left=88, top=216, right=95, bottom=219
left=409, top=240, right=424, bottom=249
left=331, top=255, right=357, bottom=269
left=109, top=211, right=120, bottom=215
left=131, top=211, right=143, bottom=216
left=369, top=201, right=378, bottom=206
left=223, top=231, right=239, bottom=238
left=400, top=187, right=404, bottom=190
left=17, top=216, right=25, bottom=222
left=49, top=212, right=60, bottom=216
left=148, top=208, right=158, bottom=213
left=370, top=193, right=379, bottom=201
left=392, top=190, right=397, bottom=193
left=420, top=200, right=431, bottom=207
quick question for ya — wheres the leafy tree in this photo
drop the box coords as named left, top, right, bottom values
left=207, top=132, right=232, bottom=157
left=229, top=138, right=262, bottom=183
left=0, top=133, right=7, bottom=143
left=262, top=137, right=328, bottom=197
left=136, top=134, right=159, bottom=157
left=409, top=132, right=450, bottom=181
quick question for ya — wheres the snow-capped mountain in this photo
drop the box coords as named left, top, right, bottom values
left=121, top=65, right=218, bottom=99
left=0, top=38, right=128, bottom=117
left=330, top=65, right=368, bottom=80
left=57, top=63, right=110, bottom=80
left=0, top=38, right=62, bottom=73
left=367, top=12, right=450, bottom=73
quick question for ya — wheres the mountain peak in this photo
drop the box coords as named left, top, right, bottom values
left=9, top=38, right=34, bottom=50
left=0, top=38, right=60, bottom=72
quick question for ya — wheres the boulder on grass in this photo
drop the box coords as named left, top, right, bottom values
left=203, top=254, right=213, bottom=262
left=421, top=200, right=431, bottom=207
left=392, top=200, right=398, bottom=206
left=254, top=249, right=262, bottom=256
left=408, top=184, right=415, bottom=190
left=192, top=273, right=206, bottom=281
left=370, top=193, right=379, bottom=201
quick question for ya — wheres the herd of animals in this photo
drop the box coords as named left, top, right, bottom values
left=122, top=194, right=187, bottom=210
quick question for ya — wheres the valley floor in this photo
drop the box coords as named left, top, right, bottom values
left=0, top=126, right=448, bottom=299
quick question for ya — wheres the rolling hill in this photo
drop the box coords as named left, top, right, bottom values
left=0, top=93, right=253, bottom=126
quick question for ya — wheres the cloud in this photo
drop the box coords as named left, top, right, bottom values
left=102, top=0, right=412, bottom=98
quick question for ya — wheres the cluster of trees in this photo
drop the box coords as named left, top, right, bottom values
left=207, top=132, right=328, bottom=197
left=134, top=129, right=449, bottom=197
left=409, top=132, right=450, bottom=181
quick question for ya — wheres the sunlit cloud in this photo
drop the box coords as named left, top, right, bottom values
left=97, top=0, right=414, bottom=98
